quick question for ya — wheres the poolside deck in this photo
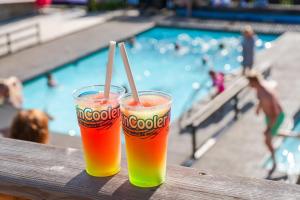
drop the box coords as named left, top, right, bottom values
left=1, top=16, right=300, bottom=181
left=190, top=32, right=300, bottom=178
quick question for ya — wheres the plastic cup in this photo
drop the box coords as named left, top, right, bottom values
left=120, top=91, right=172, bottom=187
left=73, top=85, right=125, bottom=177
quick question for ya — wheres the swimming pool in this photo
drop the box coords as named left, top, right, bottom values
left=23, top=27, right=277, bottom=135
left=265, top=119, right=300, bottom=177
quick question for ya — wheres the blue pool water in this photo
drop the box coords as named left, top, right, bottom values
left=265, top=120, right=300, bottom=175
left=23, top=27, right=277, bottom=135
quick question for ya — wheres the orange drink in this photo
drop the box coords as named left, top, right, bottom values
left=120, top=91, right=172, bottom=187
left=73, top=85, right=125, bottom=177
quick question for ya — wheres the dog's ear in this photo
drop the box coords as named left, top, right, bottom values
left=44, top=112, right=54, bottom=121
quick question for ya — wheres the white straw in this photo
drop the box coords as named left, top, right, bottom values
left=118, top=42, right=140, bottom=104
left=104, top=41, right=116, bottom=99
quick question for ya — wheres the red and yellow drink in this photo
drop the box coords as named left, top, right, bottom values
left=73, top=85, right=125, bottom=177
left=120, top=91, right=172, bottom=187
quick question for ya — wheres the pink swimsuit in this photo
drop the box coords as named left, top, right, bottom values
left=213, top=73, right=225, bottom=94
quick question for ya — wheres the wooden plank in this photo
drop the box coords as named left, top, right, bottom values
left=180, top=77, right=248, bottom=127
left=0, top=137, right=299, bottom=200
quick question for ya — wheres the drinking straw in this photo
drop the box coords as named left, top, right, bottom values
left=119, top=42, right=141, bottom=104
left=104, top=41, right=116, bottom=99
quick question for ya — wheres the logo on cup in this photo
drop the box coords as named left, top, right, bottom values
left=76, top=106, right=120, bottom=129
left=121, top=110, right=170, bottom=139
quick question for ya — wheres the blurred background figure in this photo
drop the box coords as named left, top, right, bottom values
left=211, top=0, right=231, bottom=7
left=5, top=77, right=23, bottom=108
left=247, top=72, right=285, bottom=177
left=0, top=82, right=10, bottom=106
left=254, top=0, right=269, bottom=8
left=218, top=42, right=225, bottom=50
left=209, top=69, right=225, bottom=97
left=174, top=42, right=181, bottom=51
left=46, top=73, right=58, bottom=88
left=0, top=77, right=23, bottom=136
left=242, top=25, right=256, bottom=75
left=10, top=109, right=50, bottom=144
left=202, top=56, right=209, bottom=67
left=36, top=0, right=52, bottom=13
left=128, top=37, right=137, bottom=48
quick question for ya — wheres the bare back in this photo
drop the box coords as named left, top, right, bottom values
left=257, top=84, right=282, bottom=118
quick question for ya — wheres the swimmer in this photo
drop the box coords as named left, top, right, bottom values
left=218, top=42, right=225, bottom=50
left=46, top=73, right=57, bottom=88
left=202, top=56, right=209, bottom=66
left=128, top=37, right=136, bottom=48
left=174, top=42, right=181, bottom=51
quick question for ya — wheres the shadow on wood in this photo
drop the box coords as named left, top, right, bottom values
left=112, top=180, right=159, bottom=199
left=65, top=170, right=112, bottom=195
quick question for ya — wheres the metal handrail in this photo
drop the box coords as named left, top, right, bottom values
left=0, top=23, right=40, bottom=55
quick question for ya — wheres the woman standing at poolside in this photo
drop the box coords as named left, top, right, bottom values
left=242, top=26, right=256, bottom=74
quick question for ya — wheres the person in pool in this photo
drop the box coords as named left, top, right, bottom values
left=46, top=73, right=57, bottom=88
left=247, top=72, right=285, bottom=176
left=128, top=37, right=136, bottom=48
left=202, top=56, right=209, bottom=66
left=174, top=42, right=181, bottom=51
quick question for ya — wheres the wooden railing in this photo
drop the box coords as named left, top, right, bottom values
left=0, top=23, right=40, bottom=57
left=0, top=137, right=299, bottom=199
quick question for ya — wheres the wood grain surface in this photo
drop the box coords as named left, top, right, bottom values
left=0, top=137, right=299, bottom=200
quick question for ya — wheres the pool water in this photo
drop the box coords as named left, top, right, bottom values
left=265, top=120, right=300, bottom=175
left=23, top=27, right=277, bottom=135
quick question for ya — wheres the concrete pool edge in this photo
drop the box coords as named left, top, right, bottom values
left=157, top=17, right=300, bottom=35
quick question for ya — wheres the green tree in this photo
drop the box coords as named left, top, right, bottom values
left=87, top=0, right=97, bottom=12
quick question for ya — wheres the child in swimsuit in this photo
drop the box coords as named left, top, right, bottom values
left=209, top=70, right=225, bottom=95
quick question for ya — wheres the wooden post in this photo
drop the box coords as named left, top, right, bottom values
left=6, top=33, right=11, bottom=54
left=191, top=126, right=197, bottom=159
left=233, top=95, right=239, bottom=120
left=36, top=23, right=41, bottom=44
